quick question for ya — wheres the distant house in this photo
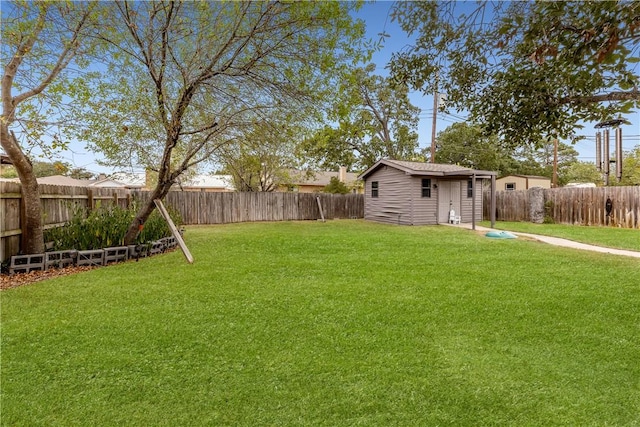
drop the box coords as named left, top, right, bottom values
left=496, top=174, right=551, bottom=191
left=280, top=167, right=363, bottom=193
left=98, top=171, right=234, bottom=192
left=359, top=159, right=496, bottom=225
left=175, top=174, right=234, bottom=192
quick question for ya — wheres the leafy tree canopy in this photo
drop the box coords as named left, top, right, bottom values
left=301, top=64, right=421, bottom=172
left=515, top=140, right=579, bottom=185
left=564, top=161, right=605, bottom=186
left=390, top=1, right=640, bottom=147
left=431, top=122, right=519, bottom=175
left=218, top=117, right=305, bottom=192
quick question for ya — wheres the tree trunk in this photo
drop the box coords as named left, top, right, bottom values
left=0, top=125, right=44, bottom=254
left=123, top=181, right=173, bottom=245
left=19, top=169, right=44, bottom=254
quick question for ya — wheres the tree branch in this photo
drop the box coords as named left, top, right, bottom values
left=557, top=89, right=640, bottom=105
left=13, top=6, right=93, bottom=106
left=2, top=6, right=47, bottom=120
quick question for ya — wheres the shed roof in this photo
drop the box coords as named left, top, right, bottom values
left=359, top=159, right=497, bottom=180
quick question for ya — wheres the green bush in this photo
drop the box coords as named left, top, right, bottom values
left=323, top=176, right=350, bottom=194
left=44, top=202, right=182, bottom=251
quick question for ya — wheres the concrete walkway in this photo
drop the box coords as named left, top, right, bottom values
left=446, top=223, right=640, bottom=259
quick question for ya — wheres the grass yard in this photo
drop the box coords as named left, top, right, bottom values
left=483, top=220, right=640, bottom=252
left=2, top=220, right=639, bottom=426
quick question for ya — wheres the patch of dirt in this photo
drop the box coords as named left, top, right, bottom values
left=0, top=266, right=98, bottom=290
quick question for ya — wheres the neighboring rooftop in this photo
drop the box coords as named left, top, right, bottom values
left=176, top=174, right=234, bottom=191
left=107, top=172, right=146, bottom=188
left=498, top=174, right=550, bottom=179
left=288, top=169, right=360, bottom=187
left=36, top=175, right=93, bottom=187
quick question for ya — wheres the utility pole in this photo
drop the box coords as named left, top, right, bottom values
left=430, top=74, right=438, bottom=163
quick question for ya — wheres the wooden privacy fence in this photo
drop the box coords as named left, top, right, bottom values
left=159, top=191, right=363, bottom=225
left=483, top=186, right=640, bottom=228
left=1, top=181, right=364, bottom=261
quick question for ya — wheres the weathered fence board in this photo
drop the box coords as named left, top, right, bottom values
left=1, top=184, right=364, bottom=262
left=483, top=186, right=640, bottom=228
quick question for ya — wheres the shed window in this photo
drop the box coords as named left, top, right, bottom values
left=467, top=180, right=473, bottom=198
left=421, top=179, right=431, bottom=198
left=371, top=181, right=379, bottom=198
left=505, top=182, right=516, bottom=191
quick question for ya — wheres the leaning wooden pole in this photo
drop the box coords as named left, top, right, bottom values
left=154, top=199, right=194, bottom=264
left=316, top=196, right=325, bottom=223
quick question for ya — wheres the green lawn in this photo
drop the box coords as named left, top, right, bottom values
left=482, top=220, right=640, bottom=252
left=2, top=220, right=639, bottom=426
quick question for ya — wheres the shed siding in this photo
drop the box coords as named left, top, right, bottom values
left=459, top=179, right=483, bottom=221
left=497, top=176, right=526, bottom=191
left=410, top=176, right=438, bottom=224
left=364, top=166, right=413, bottom=225
left=526, top=177, right=551, bottom=189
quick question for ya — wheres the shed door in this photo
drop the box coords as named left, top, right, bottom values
left=438, top=181, right=461, bottom=223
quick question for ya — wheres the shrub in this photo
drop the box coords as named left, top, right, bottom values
left=323, top=176, right=350, bottom=194
left=44, top=202, right=182, bottom=251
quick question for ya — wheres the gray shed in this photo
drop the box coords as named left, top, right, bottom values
left=358, top=159, right=497, bottom=226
